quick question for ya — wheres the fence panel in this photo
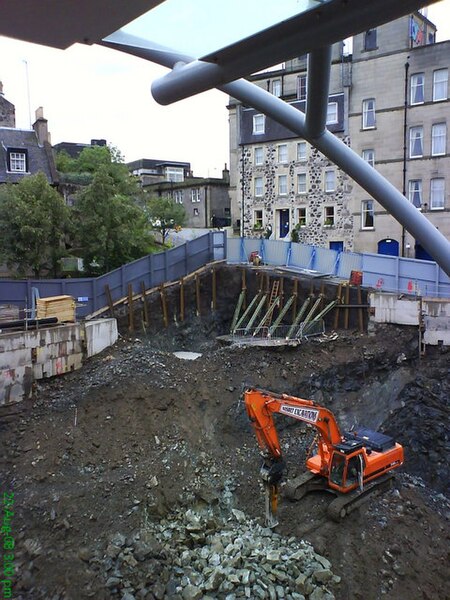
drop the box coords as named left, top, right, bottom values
left=313, top=247, right=339, bottom=274
left=262, top=240, right=289, bottom=266
left=288, top=244, right=314, bottom=269
left=337, top=252, right=363, bottom=280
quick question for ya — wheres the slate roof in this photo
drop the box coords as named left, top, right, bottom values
left=0, top=127, right=57, bottom=184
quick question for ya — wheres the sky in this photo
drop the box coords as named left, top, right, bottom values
left=0, top=1, right=449, bottom=178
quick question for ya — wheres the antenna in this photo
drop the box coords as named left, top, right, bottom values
left=23, top=59, right=32, bottom=128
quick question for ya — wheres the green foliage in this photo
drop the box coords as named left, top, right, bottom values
left=0, top=173, right=71, bottom=277
left=73, top=167, right=152, bottom=275
left=145, top=195, right=187, bottom=244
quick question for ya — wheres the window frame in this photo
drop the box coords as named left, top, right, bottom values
left=297, top=207, right=307, bottom=228
left=433, top=68, right=448, bottom=102
left=297, top=141, right=307, bottom=162
left=272, top=79, right=281, bottom=98
left=254, top=176, right=263, bottom=197
left=254, top=146, right=264, bottom=166
left=323, top=206, right=335, bottom=227
left=362, top=149, right=375, bottom=167
left=324, top=170, right=336, bottom=193
left=364, top=28, right=377, bottom=51
left=361, top=200, right=374, bottom=229
left=297, top=74, right=307, bottom=101
left=430, top=178, right=445, bottom=210
left=326, top=102, right=338, bottom=125
left=410, top=73, right=425, bottom=105
left=190, top=188, right=201, bottom=203
left=408, top=179, right=422, bottom=209
left=277, top=144, right=288, bottom=164
left=254, top=209, right=264, bottom=229
left=173, top=189, right=184, bottom=204
left=253, top=114, right=265, bottom=135
left=297, top=172, right=307, bottom=194
left=362, top=98, right=376, bottom=130
left=409, top=126, right=424, bottom=158
left=431, top=123, right=446, bottom=156
left=7, top=150, right=27, bottom=173
left=278, top=174, right=288, bottom=196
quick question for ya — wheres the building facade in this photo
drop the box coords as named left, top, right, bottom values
left=129, top=159, right=231, bottom=229
left=228, top=12, right=449, bottom=259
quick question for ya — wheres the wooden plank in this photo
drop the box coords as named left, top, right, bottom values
left=333, top=284, right=342, bottom=330
left=105, top=285, right=115, bottom=319
left=140, top=281, right=149, bottom=326
left=180, top=278, right=185, bottom=322
left=357, top=285, right=364, bottom=332
left=128, top=284, right=134, bottom=332
left=196, top=273, right=201, bottom=316
left=160, top=284, right=169, bottom=327
left=344, top=285, right=350, bottom=330
left=212, top=266, right=217, bottom=311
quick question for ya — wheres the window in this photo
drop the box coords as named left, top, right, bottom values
left=191, top=189, right=200, bottom=202
left=278, top=144, right=288, bottom=163
left=297, top=173, right=307, bottom=194
left=430, top=178, right=445, bottom=209
left=8, top=151, right=27, bottom=172
left=326, top=102, right=338, bottom=124
left=297, top=207, right=307, bottom=227
left=193, top=208, right=199, bottom=216
left=364, top=28, right=377, bottom=50
left=272, top=79, right=281, bottom=97
left=410, top=73, right=424, bottom=104
left=254, top=209, right=263, bottom=229
left=254, top=146, right=263, bottom=165
left=431, top=123, right=446, bottom=156
left=253, top=114, right=265, bottom=134
left=362, top=149, right=375, bottom=167
left=362, top=99, right=376, bottom=129
left=324, top=206, right=335, bottom=227
left=254, top=176, right=263, bottom=197
left=324, top=170, right=336, bottom=192
left=409, top=126, right=423, bottom=158
left=173, top=190, right=184, bottom=204
left=297, top=75, right=307, bottom=100
left=164, top=167, right=184, bottom=182
left=433, top=69, right=448, bottom=102
left=278, top=175, right=288, bottom=195
left=408, top=180, right=422, bottom=208
left=361, top=200, right=374, bottom=229
left=297, top=141, right=307, bottom=161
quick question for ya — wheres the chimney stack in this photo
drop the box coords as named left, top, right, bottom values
left=33, top=106, right=51, bottom=145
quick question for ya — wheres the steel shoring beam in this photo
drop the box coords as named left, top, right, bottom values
left=101, top=33, right=450, bottom=277
left=305, top=46, right=332, bottom=139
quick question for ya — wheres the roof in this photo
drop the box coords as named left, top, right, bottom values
left=127, top=158, right=191, bottom=172
left=0, top=128, right=56, bottom=184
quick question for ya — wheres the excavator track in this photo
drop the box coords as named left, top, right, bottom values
left=327, top=473, right=395, bottom=522
left=284, top=472, right=329, bottom=501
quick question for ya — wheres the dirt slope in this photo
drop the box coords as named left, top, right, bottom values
left=1, top=321, right=449, bottom=600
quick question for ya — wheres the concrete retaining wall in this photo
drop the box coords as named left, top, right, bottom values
left=0, top=318, right=117, bottom=406
left=369, top=293, right=450, bottom=346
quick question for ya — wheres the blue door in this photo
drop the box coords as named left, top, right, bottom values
left=329, top=241, right=344, bottom=252
left=279, top=209, right=290, bottom=238
left=415, top=243, right=433, bottom=261
left=378, top=239, right=399, bottom=256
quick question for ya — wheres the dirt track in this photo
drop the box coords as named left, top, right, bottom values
left=1, top=318, right=449, bottom=600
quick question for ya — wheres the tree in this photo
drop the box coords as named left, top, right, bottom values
left=73, top=166, right=152, bottom=275
left=0, top=173, right=71, bottom=277
left=146, top=195, right=186, bottom=245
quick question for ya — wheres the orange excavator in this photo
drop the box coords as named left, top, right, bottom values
left=244, top=387, right=404, bottom=525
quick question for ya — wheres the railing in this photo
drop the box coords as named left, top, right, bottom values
left=227, top=237, right=450, bottom=299
left=231, top=320, right=325, bottom=344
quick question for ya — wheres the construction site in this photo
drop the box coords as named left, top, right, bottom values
left=0, top=262, right=449, bottom=600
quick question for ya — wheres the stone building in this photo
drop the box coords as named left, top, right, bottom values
left=228, top=11, right=449, bottom=258
left=129, top=159, right=231, bottom=229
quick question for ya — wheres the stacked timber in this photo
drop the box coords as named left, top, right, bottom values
left=36, top=295, right=76, bottom=323
left=0, top=305, right=20, bottom=322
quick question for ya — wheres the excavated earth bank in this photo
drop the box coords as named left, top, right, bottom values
left=1, top=316, right=449, bottom=600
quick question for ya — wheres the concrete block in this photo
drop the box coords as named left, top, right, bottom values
left=85, top=318, right=118, bottom=358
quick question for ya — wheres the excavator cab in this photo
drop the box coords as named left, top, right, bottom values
left=329, top=450, right=365, bottom=492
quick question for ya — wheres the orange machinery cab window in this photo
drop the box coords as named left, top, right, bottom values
left=329, top=448, right=365, bottom=491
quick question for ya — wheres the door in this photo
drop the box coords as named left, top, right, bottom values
left=378, top=238, right=399, bottom=256
left=329, top=241, right=344, bottom=252
left=414, top=243, right=433, bottom=261
left=278, top=209, right=290, bottom=238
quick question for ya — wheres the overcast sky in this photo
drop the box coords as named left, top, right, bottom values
left=0, top=1, right=449, bottom=178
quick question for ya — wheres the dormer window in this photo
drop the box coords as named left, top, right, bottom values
left=7, top=149, right=28, bottom=173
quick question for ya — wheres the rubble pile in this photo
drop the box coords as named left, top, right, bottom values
left=102, top=505, right=338, bottom=600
